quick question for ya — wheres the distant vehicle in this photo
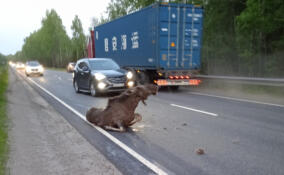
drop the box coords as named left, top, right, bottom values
left=88, top=3, right=203, bottom=90
left=66, top=62, right=75, bottom=72
left=15, top=62, right=25, bottom=69
left=73, top=58, right=134, bottom=96
left=9, top=61, right=16, bottom=67
left=25, top=61, right=44, bottom=76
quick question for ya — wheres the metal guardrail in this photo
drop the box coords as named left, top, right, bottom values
left=195, top=75, right=284, bottom=87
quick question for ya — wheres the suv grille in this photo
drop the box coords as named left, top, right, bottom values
left=108, top=76, right=126, bottom=83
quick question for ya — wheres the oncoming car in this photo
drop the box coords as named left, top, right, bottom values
left=25, top=61, right=44, bottom=76
left=15, top=62, right=25, bottom=69
left=66, top=62, right=75, bottom=72
left=73, top=58, right=135, bottom=96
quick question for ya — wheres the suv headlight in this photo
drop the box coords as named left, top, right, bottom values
left=94, top=73, right=106, bottom=81
left=127, top=71, right=133, bottom=79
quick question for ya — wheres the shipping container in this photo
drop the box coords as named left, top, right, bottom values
left=93, top=3, right=203, bottom=87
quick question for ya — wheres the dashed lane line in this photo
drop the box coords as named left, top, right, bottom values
left=171, top=104, right=218, bottom=117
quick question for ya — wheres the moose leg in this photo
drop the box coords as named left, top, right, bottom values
left=129, top=113, right=142, bottom=126
left=104, top=125, right=126, bottom=132
left=104, top=121, right=126, bottom=132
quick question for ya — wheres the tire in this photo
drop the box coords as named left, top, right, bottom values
left=74, top=80, right=80, bottom=93
left=137, top=71, right=150, bottom=85
left=169, top=86, right=179, bottom=91
left=90, top=82, right=98, bottom=97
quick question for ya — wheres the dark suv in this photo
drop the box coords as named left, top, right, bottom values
left=73, top=58, right=135, bottom=96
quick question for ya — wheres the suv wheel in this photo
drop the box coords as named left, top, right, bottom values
left=74, top=80, right=80, bottom=93
left=90, top=82, right=97, bottom=97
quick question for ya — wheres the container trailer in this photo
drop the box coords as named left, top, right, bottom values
left=88, top=3, right=203, bottom=89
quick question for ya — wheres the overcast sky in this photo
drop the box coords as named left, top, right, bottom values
left=0, top=0, right=110, bottom=55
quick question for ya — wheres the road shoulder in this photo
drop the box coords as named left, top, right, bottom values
left=7, top=68, right=122, bottom=175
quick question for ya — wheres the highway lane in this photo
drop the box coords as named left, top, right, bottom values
left=16, top=69, right=284, bottom=175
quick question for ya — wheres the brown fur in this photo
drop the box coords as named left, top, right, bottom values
left=86, top=84, right=158, bottom=132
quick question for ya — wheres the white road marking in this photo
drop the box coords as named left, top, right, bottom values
left=189, top=92, right=284, bottom=108
left=15, top=70, right=168, bottom=175
left=171, top=104, right=218, bottom=117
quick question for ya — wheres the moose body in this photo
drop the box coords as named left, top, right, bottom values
left=86, top=84, right=158, bottom=132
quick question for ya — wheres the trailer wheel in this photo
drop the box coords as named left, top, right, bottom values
left=137, top=71, right=150, bottom=85
left=169, top=86, right=179, bottom=91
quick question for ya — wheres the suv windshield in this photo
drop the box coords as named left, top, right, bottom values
left=27, top=61, right=40, bottom=66
left=89, top=59, right=120, bottom=70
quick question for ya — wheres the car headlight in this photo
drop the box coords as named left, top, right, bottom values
left=127, top=81, right=134, bottom=87
left=98, top=82, right=106, bottom=89
left=26, top=67, right=31, bottom=72
left=94, top=73, right=106, bottom=81
left=127, top=71, right=133, bottom=79
left=39, top=65, right=44, bottom=72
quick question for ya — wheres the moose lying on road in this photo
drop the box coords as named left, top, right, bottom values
left=86, top=84, right=158, bottom=132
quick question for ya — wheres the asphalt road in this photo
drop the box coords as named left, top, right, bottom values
left=15, top=69, right=284, bottom=175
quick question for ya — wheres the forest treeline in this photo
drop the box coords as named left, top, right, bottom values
left=4, top=0, right=284, bottom=77
left=202, top=0, right=284, bottom=77
left=7, top=10, right=86, bottom=68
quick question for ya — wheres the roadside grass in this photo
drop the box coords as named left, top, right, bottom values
left=191, top=79, right=284, bottom=104
left=203, top=80, right=284, bottom=97
left=0, top=65, right=8, bottom=175
left=240, top=84, right=284, bottom=97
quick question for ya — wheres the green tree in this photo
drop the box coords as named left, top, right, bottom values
left=0, top=53, right=7, bottom=64
left=22, top=31, right=43, bottom=62
left=0, top=53, right=5, bottom=60
left=105, top=0, right=205, bottom=21
left=71, top=15, right=86, bottom=60
left=105, top=0, right=159, bottom=20
left=40, top=9, right=71, bottom=67
left=201, top=0, right=246, bottom=75
left=236, top=0, right=284, bottom=77
left=21, top=9, right=72, bottom=67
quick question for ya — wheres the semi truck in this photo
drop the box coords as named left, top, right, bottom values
left=87, top=2, right=203, bottom=90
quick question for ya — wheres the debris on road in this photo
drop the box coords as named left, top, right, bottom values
left=196, top=148, right=205, bottom=155
left=232, top=139, right=240, bottom=144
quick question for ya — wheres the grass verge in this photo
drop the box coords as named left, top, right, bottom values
left=190, top=79, right=284, bottom=104
left=0, top=65, right=8, bottom=175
